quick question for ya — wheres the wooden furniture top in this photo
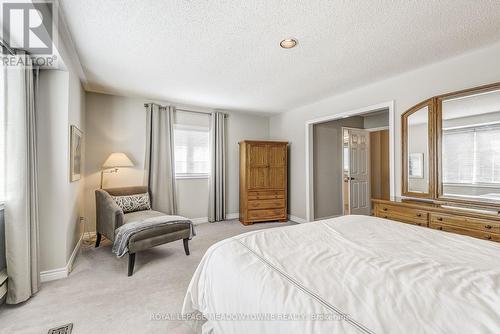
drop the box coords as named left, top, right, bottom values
left=239, top=140, right=289, bottom=144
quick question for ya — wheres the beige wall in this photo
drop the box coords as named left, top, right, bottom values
left=34, top=9, right=88, bottom=273
left=84, top=92, right=270, bottom=229
left=37, top=69, right=85, bottom=272
left=313, top=117, right=364, bottom=219
left=84, top=93, right=147, bottom=230
left=269, top=41, right=500, bottom=220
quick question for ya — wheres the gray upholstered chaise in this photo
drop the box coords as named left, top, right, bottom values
left=95, top=186, right=191, bottom=276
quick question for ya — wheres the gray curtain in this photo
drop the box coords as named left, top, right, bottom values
left=208, top=112, right=226, bottom=222
left=4, top=52, right=40, bottom=304
left=144, top=104, right=177, bottom=214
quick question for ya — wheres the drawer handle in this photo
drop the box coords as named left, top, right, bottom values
left=485, top=225, right=492, bottom=229
left=382, top=207, right=388, bottom=211
left=437, top=217, right=443, bottom=221
left=438, top=226, right=443, bottom=230
left=485, top=235, right=492, bottom=240
left=416, top=213, right=422, bottom=217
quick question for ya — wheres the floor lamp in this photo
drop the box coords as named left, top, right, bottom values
left=100, top=152, right=134, bottom=188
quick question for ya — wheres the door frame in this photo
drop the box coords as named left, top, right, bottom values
left=305, top=101, right=396, bottom=222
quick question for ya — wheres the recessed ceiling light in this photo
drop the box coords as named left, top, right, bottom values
left=280, top=38, right=298, bottom=49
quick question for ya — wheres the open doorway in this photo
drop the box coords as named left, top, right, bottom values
left=312, top=109, right=390, bottom=220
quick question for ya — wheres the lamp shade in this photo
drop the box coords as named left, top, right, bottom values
left=102, top=153, right=134, bottom=168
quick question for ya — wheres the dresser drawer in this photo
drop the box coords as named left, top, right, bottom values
left=248, top=191, right=285, bottom=200
left=429, top=222, right=500, bottom=242
left=247, top=209, right=286, bottom=221
left=375, top=204, right=428, bottom=221
left=248, top=199, right=285, bottom=210
left=430, top=213, right=500, bottom=233
left=376, top=211, right=428, bottom=227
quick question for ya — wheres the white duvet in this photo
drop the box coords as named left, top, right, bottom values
left=182, top=215, right=500, bottom=333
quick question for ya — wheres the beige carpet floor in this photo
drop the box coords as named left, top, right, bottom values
left=0, top=220, right=295, bottom=334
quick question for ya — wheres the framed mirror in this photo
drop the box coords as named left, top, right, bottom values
left=402, top=99, right=434, bottom=198
left=437, top=83, right=500, bottom=207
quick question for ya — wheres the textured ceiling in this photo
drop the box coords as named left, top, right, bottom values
left=60, top=0, right=500, bottom=113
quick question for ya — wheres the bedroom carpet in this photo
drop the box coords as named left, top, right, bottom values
left=0, top=220, right=296, bottom=334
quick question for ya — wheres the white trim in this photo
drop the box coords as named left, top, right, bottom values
left=288, top=215, right=307, bottom=224
left=40, top=267, right=67, bottom=283
left=226, top=212, right=240, bottom=220
left=40, top=233, right=83, bottom=283
left=305, top=101, right=396, bottom=222
left=191, top=217, right=208, bottom=225
left=189, top=213, right=240, bottom=224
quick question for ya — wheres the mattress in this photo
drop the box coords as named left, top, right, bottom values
left=182, top=215, right=500, bottom=333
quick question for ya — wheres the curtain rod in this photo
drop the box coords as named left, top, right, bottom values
left=144, top=103, right=228, bottom=117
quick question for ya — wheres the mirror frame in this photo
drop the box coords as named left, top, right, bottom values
left=436, top=82, right=500, bottom=208
left=402, top=98, right=435, bottom=199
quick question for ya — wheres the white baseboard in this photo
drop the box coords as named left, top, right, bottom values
left=288, top=215, right=307, bottom=224
left=226, top=212, right=239, bottom=220
left=40, top=233, right=83, bottom=283
left=191, top=217, right=208, bottom=225
left=191, top=213, right=239, bottom=224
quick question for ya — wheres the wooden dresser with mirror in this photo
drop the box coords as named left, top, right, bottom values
left=373, top=82, right=500, bottom=242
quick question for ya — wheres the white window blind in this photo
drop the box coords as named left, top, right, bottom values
left=174, top=125, right=210, bottom=178
left=443, top=125, right=500, bottom=184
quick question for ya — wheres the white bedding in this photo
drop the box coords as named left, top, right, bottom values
left=182, top=215, right=500, bottom=333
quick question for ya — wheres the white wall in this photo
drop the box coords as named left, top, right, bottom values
left=269, top=41, right=500, bottom=220
left=84, top=92, right=270, bottom=229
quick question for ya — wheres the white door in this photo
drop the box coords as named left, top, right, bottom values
left=344, top=128, right=370, bottom=215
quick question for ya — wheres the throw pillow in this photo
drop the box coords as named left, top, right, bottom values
left=112, top=193, right=151, bottom=213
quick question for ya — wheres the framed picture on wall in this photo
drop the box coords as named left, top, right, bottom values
left=70, top=125, right=83, bottom=182
left=408, top=153, right=424, bottom=179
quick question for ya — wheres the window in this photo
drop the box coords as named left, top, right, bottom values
left=442, top=124, right=500, bottom=185
left=174, top=125, right=210, bottom=178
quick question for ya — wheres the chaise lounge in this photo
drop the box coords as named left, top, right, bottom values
left=95, top=186, right=192, bottom=276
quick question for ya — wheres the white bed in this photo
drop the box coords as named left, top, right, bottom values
left=182, top=215, right=500, bottom=333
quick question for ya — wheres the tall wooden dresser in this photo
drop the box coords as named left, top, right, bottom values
left=239, top=140, right=288, bottom=225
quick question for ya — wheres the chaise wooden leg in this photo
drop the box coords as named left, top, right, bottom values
left=183, top=238, right=190, bottom=256
left=95, top=233, right=102, bottom=247
left=128, top=253, right=136, bottom=277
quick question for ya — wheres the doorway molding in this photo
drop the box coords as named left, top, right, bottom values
left=305, top=101, right=396, bottom=222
